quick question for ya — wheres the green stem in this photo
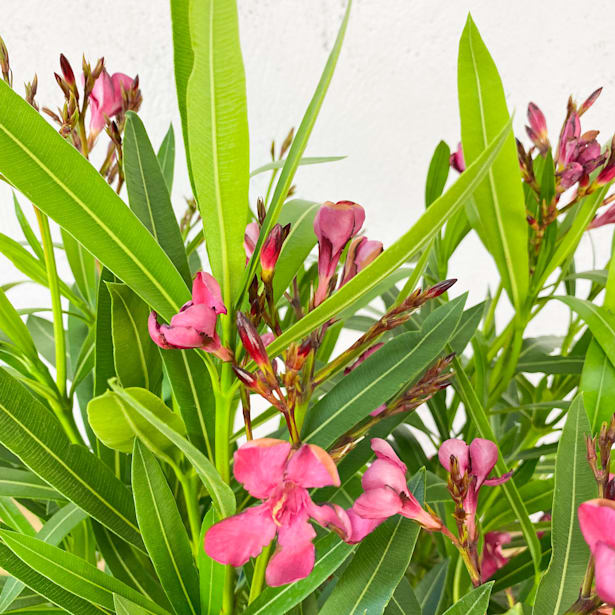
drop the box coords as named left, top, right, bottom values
left=581, top=556, right=595, bottom=598
left=35, top=210, right=67, bottom=400
left=248, top=542, right=273, bottom=604
left=175, top=471, right=201, bottom=558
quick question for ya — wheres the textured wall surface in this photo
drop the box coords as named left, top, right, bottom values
left=2, top=0, right=615, bottom=336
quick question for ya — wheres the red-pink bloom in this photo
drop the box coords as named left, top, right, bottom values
left=88, top=68, right=134, bottom=136
left=348, top=438, right=442, bottom=542
left=438, top=438, right=511, bottom=540
left=589, top=204, right=615, bottom=229
left=526, top=102, right=550, bottom=155
left=149, top=272, right=231, bottom=360
left=480, top=531, right=511, bottom=579
left=314, top=201, right=365, bottom=306
left=204, top=439, right=344, bottom=586
left=450, top=143, right=465, bottom=173
left=345, top=344, right=386, bottom=416
left=244, top=222, right=260, bottom=261
left=579, top=499, right=615, bottom=605
left=340, top=236, right=383, bottom=286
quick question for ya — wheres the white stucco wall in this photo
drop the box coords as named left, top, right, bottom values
left=2, top=0, right=615, bottom=336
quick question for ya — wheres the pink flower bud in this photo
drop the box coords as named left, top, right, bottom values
left=526, top=102, right=550, bottom=155
left=450, top=142, right=465, bottom=173
left=424, top=278, right=457, bottom=299
left=236, top=312, right=270, bottom=370
left=244, top=222, right=260, bottom=261
left=580, top=87, right=603, bottom=115
left=192, top=272, right=226, bottom=314
left=340, top=236, right=383, bottom=286
left=314, top=200, right=365, bottom=305
left=59, top=54, right=75, bottom=87
left=88, top=68, right=134, bottom=136
left=260, top=224, right=288, bottom=282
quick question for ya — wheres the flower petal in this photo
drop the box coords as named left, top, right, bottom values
left=171, top=303, right=218, bottom=337
left=308, top=501, right=352, bottom=540
left=371, top=438, right=406, bottom=473
left=161, top=325, right=205, bottom=349
left=439, top=439, right=470, bottom=475
left=285, top=444, right=340, bottom=488
left=192, top=272, right=227, bottom=314
left=483, top=471, right=512, bottom=487
left=594, top=541, right=615, bottom=605
left=361, top=459, right=407, bottom=494
left=204, top=503, right=276, bottom=567
left=346, top=508, right=383, bottom=543
left=400, top=493, right=442, bottom=531
left=233, top=439, right=291, bottom=499
left=469, top=438, right=499, bottom=486
left=579, top=499, right=615, bottom=552
left=353, top=487, right=402, bottom=519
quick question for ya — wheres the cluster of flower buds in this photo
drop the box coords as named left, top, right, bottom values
left=149, top=272, right=233, bottom=362
left=586, top=414, right=615, bottom=498
left=439, top=438, right=512, bottom=585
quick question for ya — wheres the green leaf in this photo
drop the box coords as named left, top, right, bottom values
left=414, top=559, right=448, bottom=615
left=0, top=530, right=169, bottom=614
left=458, top=15, right=529, bottom=313
left=93, top=268, right=116, bottom=397
left=0, top=498, right=35, bottom=535
left=240, top=1, right=352, bottom=303
left=132, top=441, right=200, bottom=615
left=25, top=315, right=55, bottom=366
left=61, top=229, right=97, bottom=306
left=0, top=288, right=37, bottom=360
left=124, top=112, right=191, bottom=286
left=533, top=396, right=597, bottom=615
left=0, top=80, right=190, bottom=321
left=440, top=582, right=493, bottom=615
left=198, top=508, right=224, bottom=615
left=272, top=199, right=320, bottom=301
left=107, top=282, right=162, bottom=390
left=250, top=156, right=346, bottom=177
left=425, top=140, right=451, bottom=207
left=303, top=296, right=465, bottom=448
left=321, top=473, right=425, bottom=615
left=243, top=534, right=354, bottom=615
left=384, top=577, right=422, bottom=615
left=262, top=116, right=512, bottom=359
left=161, top=348, right=215, bottom=459
left=0, top=543, right=101, bottom=615
left=517, top=354, right=583, bottom=374
left=12, top=193, right=44, bottom=261
left=0, top=469, right=63, bottom=501
left=110, top=382, right=235, bottom=518
left=87, top=388, right=185, bottom=454
left=185, top=0, right=250, bottom=304
left=115, top=594, right=153, bottom=615
left=157, top=124, right=176, bottom=192
left=0, top=504, right=87, bottom=611
left=0, top=368, right=143, bottom=550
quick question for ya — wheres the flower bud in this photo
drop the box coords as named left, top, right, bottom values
left=340, top=236, right=383, bottom=286
left=236, top=311, right=271, bottom=370
left=59, top=53, right=76, bottom=87
left=526, top=102, right=549, bottom=155
left=449, top=142, right=465, bottom=173
left=424, top=278, right=457, bottom=299
left=579, top=87, right=602, bottom=115
left=260, top=223, right=289, bottom=283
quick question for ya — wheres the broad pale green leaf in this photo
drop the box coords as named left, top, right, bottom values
left=250, top=155, right=345, bottom=177
left=60, top=228, right=97, bottom=306
left=88, top=388, right=185, bottom=454
left=0, top=368, right=143, bottom=550
left=425, top=140, right=451, bottom=207
left=185, top=0, right=250, bottom=304
left=124, top=112, right=191, bottom=286
left=384, top=577, right=422, bottom=615
left=240, top=1, right=352, bottom=302
left=415, top=560, right=449, bottom=615
left=0, top=543, right=100, bottom=615
left=0, top=469, right=62, bottom=501
left=198, top=508, right=224, bottom=615
left=0, top=80, right=190, bottom=320
left=108, top=282, right=162, bottom=391
left=132, top=441, right=200, bottom=615
left=262, top=117, right=512, bottom=359
left=458, top=15, right=529, bottom=313
left=0, top=530, right=169, bottom=614
left=111, top=382, right=234, bottom=517
left=533, top=396, right=597, bottom=615
left=273, top=199, right=320, bottom=301
left=0, top=504, right=86, bottom=611
left=0, top=288, right=37, bottom=360
left=161, top=348, right=215, bottom=460
left=320, top=473, right=424, bottom=615
left=302, top=296, right=465, bottom=448
left=157, top=123, right=176, bottom=192
left=242, top=533, right=354, bottom=615
left=440, top=582, right=493, bottom=615
left=25, top=315, right=55, bottom=367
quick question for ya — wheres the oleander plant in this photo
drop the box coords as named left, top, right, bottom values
left=0, top=2, right=615, bottom=614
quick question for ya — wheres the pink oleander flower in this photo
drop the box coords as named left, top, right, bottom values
left=204, top=438, right=345, bottom=587
left=438, top=438, right=511, bottom=541
left=450, top=142, right=465, bottom=173
left=344, top=344, right=386, bottom=416
left=88, top=68, right=134, bottom=136
left=244, top=222, right=260, bottom=261
left=348, top=438, right=442, bottom=542
left=340, top=236, right=383, bottom=286
left=579, top=499, right=615, bottom=605
left=314, top=200, right=365, bottom=306
left=149, top=272, right=231, bottom=361
left=480, top=531, right=511, bottom=579
left=526, top=102, right=550, bottom=155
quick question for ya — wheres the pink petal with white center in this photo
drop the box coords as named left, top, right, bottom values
left=286, top=444, right=340, bottom=489
left=233, top=439, right=291, bottom=499
left=361, top=459, right=407, bottom=494
left=353, top=487, right=402, bottom=519
left=371, top=438, right=407, bottom=474
left=204, top=503, right=276, bottom=567
left=438, top=438, right=470, bottom=475
left=594, top=541, right=615, bottom=605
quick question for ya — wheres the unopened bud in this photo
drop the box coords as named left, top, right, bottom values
left=280, top=127, right=294, bottom=158
left=54, top=73, right=70, bottom=98
left=260, top=223, right=288, bottom=283
left=425, top=278, right=457, bottom=299
left=233, top=365, right=258, bottom=389
left=257, top=198, right=266, bottom=224
left=579, top=87, right=602, bottom=116
left=606, top=478, right=615, bottom=500
left=59, top=54, right=76, bottom=87
left=236, top=312, right=271, bottom=370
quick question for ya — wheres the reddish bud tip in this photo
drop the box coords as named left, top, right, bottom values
left=236, top=312, right=270, bottom=368
left=426, top=278, right=457, bottom=298
left=233, top=365, right=258, bottom=388
left=260, top=223, right=286, bottom=280
left=59, top=54, right=75, bottom=86
left=580, top=87, right=603, bottom=115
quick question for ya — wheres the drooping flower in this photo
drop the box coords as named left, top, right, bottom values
left=344, top=344, right=386, bottom=416
left=314, top=201, right=365, bottom=306
left=340, top=236, right=383, bottom=286
left=438, top=438, right=511, bottom=540
left=480, top=531, right=511, bottom=579
left=450, top=143, right=465, bottom=173
left=148, top=272, right=231, bottom=361
left=578, top=499, right=615, bottom=605
left=88, top=68, right=134, bottom=135
left=204, top=438, right=345, bottom=586
left=348, top=438, right=442, bottom=542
